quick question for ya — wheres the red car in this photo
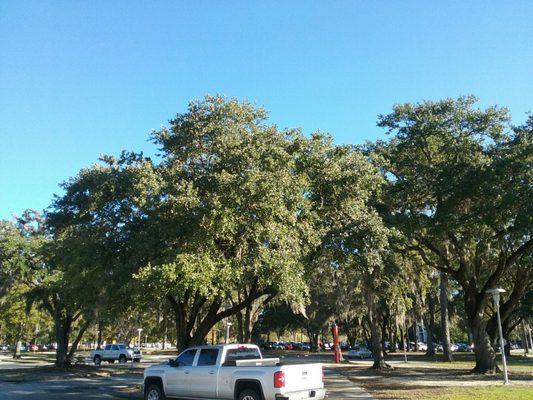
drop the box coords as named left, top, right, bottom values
left=29, top=344, right=39, bottom=352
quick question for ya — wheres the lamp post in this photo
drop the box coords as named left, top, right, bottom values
left=137, top=328, right=143, bottom=349
left=486, top=288, right=508, bottom=385
left=225, top=322, right=232, bottom=344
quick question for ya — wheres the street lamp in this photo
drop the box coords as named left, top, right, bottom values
left=225, top=322, right=232, bottom=344
left=137, top=328, right=143, bottom=349
left=486, top=288, right=509, bottom=385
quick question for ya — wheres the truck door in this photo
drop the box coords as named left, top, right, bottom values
left=188, top=348, right=220, bottom=398
left=165, top=349, right=197, bottom=398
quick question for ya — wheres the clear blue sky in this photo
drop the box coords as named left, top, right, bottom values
left=1, top=1, right=532, bottom=219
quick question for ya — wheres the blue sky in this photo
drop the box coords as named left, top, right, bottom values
left=1, top=1, right=532, bottom=219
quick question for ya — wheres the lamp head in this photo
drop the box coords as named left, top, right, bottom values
left=486, top=288, right=506, bottom=305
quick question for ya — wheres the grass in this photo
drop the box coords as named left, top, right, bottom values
left=367, top=386, right=533, bottom=399
left=430, top=387, right=533, bottom=400
left=341, top=352, right=533, bottom=400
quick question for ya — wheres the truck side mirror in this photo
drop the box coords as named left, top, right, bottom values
left=169, top=359, right=180, bottom=367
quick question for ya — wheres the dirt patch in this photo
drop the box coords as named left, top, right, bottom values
left=0, top=364, right=144, bottom=383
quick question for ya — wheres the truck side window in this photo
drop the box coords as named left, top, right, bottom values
left=104, top=345, right=112, bottom=351
left=197, top=349, right=219, bottom=366
left=176, top=349, right=197, bottom=366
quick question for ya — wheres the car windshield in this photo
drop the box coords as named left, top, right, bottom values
left=225, top=347, right=261, bottom=361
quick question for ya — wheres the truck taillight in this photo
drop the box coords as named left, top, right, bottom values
left=274, top=371, right=285, bottom=388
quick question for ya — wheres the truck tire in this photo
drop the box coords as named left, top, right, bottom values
left=94, top=355, right=101, bottom=366
left=238, top=389, right=261, bottom=400
left=145, top=383, right=165, bottom=400
left=119, top=354, right=127, bottom=363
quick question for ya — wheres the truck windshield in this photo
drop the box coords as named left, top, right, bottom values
left=225, top=347, right=261, bottom=361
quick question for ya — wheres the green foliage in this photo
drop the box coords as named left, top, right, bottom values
left=138, top=95, right=313, bottom=307
left=372, top=96, right=532, bottom=371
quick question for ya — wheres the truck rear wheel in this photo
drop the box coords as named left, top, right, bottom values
left=145, top=383, right=165, bottom=400
left=238, top=389, right=261, bottom=400
left=93, top=355, right=101, bottom=366
left=119, top=354, right=127, bottom=363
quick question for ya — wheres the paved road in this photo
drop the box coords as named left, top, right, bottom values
left=0, top=367, right=373, bottom=400
left=1, top=352, right=372, bottom=399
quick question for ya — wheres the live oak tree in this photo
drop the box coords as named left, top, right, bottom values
left=33, top=153, right=159, bottom=367
left=136, top=96, right=313, bottom=350
left=0, top=215, right=45, bottom=358
left=297, top=133, right=394, bottom=367
left=373, top=96, right=532, bottom=373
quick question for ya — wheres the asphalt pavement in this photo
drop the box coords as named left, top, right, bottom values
left=0, top=352, right=373, bottom=399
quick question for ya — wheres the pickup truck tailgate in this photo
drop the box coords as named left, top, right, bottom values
left=280, top=364, right=323, bottom=392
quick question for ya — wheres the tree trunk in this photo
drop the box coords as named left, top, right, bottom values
left=12, top=323, right=24, bottom=359
left=97, top=321, right=103, bottom=350
left=470, top=318, right=498, bottom=373
left=243, top=303, right=252, bottom=343
left=307, top=329, right=320, bottom=353
left=426, top=293, right=436, bottom=356
left=168, top=289, right=268, bottom=351
left=236, top=311, right=245, bottom=343
left=55, top=321, right=70, bottom=368
left=522, top=321, right=530, bottom=354
left=367, top=290, right=390, bottom=369
left=439, top=272, right=453, bottom=362
left=414, top=321, right=419, bottom=352
left=66, top=321, right=91, bottom=362
left=381, top=320, right=388, bottom=356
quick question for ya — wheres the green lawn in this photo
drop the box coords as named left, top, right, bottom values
left=343, top=352, right=533, bottom=400
left=430, top=386, right=533, bottom=400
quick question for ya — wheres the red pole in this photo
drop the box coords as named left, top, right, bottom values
left=332, top=323, right=341, bottom=363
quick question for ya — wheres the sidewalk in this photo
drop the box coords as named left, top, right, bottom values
left=324, top=367, right=373, bottom=399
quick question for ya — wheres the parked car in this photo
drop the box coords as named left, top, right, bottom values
left=434, top=343, right=443, bottom=352
left=262, top=342, right=274, bottom=350
left=142, top=343, right=326, bottom=400
left=90, top=343, right=141, bottom=365
left=347, top=347, right=373, bottom=359
left=271, top=342, right=285, bottom=350
left=456, top=343, right=473, bottom=352
left=29, top=344, right=39, bottom=352
left=417, top=342, right=428, bottom=351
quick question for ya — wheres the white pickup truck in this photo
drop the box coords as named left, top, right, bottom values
left=142, top=344, right=326, bottom=400
left=90, top=343, right=142, bottom=365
